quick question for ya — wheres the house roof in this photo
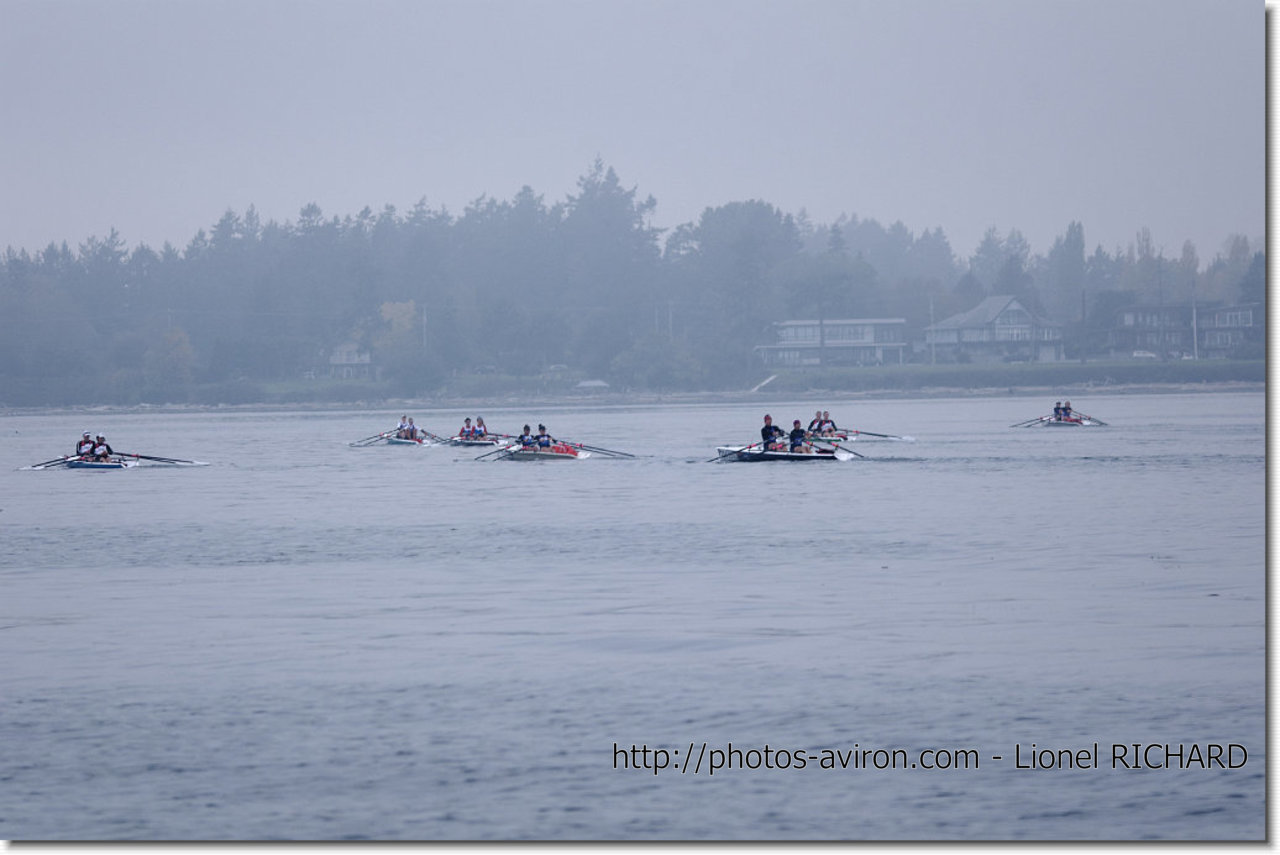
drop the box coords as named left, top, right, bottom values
left=926, top=296, right=1058, bottom=331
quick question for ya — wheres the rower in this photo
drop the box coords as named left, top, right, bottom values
left=819, top=410, right=839, bottom=436
left=807, top=410, right=823, bottom=433
left=475, top=417, right=488, bottom=438
left=789, top=420, right=812, bottom=453
left=1062, top=401, right=1074, bottom=421
left=76, top=431, right=95, bottom=457
left=396, top=415, right=410, bottom=438
left=92, top=433, right=113, bottom=462
left=405, top=417, right=419, bottom=440
left=518, top=425, right=536, bottom=447
left=536, top=424, right=552, bottom=448
left=459, top=417, right=474, bottom=439
left=761, top=414, right=785, bottom=451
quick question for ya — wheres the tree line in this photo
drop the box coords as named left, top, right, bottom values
left=0, top=159, right=1264, bottom=405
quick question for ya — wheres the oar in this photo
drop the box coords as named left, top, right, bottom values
left=21, top=455, right=73, bottom=470
left=1010, top=416, right=1049, bottom=428
left=118, top=453, right=209, bottom=466
left=851, top=430, right=915, bottom=442
left=812, top=440, right=862, bottom=460
left=707, top=441, right=762, bottom=463
left=474, top=443, right=517, bottom=460
left=1077, top=413, right=1109, bottom=425
left=567, top=441, right=634, bottom=458
left=349, top=430, right=395, bottom=447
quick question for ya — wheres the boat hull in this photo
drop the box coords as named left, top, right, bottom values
left=716, top=446, right=843, bottom=462
left=385, top=437, right=428, bottom=445
left=504, top=445, right=588, bottom=461
left=67, top=458, right=138, bottom=470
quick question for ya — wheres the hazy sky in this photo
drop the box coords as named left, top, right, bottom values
left=1, top=0, right=1264, bottom=260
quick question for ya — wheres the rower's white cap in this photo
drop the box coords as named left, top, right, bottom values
left=83, top=431, right=91, bottom=436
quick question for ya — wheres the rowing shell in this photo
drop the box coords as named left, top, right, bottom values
left=385, top=436, right=430, bottom=445
left=66, top=458, right=139, bottom=470
left=503, top=444, right=590, bottom=461
left=449, top=436, right=504, bottom=446
left=715, top=446, right=849, bottom=462
left=1027, top=417, right=1105, bottom=427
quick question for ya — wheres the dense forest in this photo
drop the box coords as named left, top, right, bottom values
left=0, top=159, right=1265, bottom=406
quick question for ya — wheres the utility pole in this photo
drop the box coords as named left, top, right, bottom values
left=818, top=306, right=825, bottom=368
left=1080, top=288, right=1087, bottom=364
left=928, top=296, right=936, bottom=365
left=1191, top=283, right=1199, bottom=360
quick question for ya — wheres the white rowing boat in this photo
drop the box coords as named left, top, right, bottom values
left=503, top=444, right=590, bottom=461
left=825, top=430, right=914, bottom=442
left=714, top=445, right=853, bottom=462
left=448, top=435, right=505, bottom=446
left=1017, top=416, right=1106, bottom=428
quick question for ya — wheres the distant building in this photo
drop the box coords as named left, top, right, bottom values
left=755, top=318, right=908, bottom=368
left=1107, top=304, right=1194, bottom=359
left=1199, top=302, right=1264, bottom=359
left=924, top=296, right=1063, bottom=363
left=328, top=341, right=378, bottom=380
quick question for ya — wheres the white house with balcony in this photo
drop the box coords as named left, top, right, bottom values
left=924, top=296, right=1063, bottom=363
left=755, top=318, right=908, bottom=368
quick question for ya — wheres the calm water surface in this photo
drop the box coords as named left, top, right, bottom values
left=0, top=392, right=1264, bottom=840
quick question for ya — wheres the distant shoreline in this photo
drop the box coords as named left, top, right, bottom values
left=0, top=379, right=1263, bottom=418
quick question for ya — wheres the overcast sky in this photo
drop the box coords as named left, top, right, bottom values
left=0, top=0, right=1264, bottom=261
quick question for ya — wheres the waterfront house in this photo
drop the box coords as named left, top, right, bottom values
left=924, top=296, right=1064, bottom=363
left=755, top=318, right=908, bottom=368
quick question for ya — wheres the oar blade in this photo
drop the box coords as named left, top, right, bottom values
left=21, top=456, right=71, bottom=470
left=707, top=441, right=761, bottom=462
left=575, top=443, right=634, bottom=458
left=119, top=453, right=208, bottom=466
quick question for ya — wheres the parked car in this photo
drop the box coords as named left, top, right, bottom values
left=1132, top=350, right=1159, bottom=359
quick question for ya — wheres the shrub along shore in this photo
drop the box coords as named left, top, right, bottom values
left=0, top=360, right=1263, bottom=413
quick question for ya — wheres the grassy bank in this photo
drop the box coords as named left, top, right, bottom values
left=0, top=360, right=1264, bottom=410
left=759, top=360, right=1266, bottom=394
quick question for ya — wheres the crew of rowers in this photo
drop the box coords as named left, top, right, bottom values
left=806, top=410, right=842, bottom=437
left=1052, top=401, right=1076, bottom=422
left=456, top=417, right=491, bottom=439
left=74, top=431, right=114, bottom=461
left=515, top=424, right=555, bottom=449
left=394, top=416, right=423, bottom=440
left=760, top=411, right=844, bottom=453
